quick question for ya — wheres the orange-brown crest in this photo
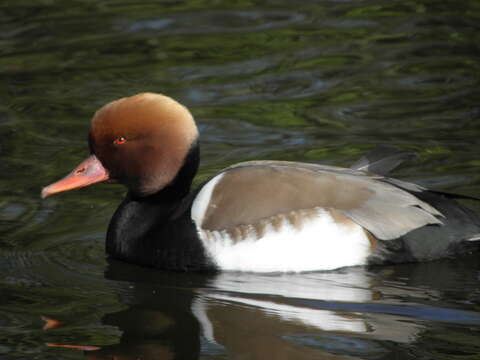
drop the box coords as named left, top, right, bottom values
left=89, top=93, right=199, bottom=196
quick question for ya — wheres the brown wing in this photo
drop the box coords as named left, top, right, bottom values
left=196, top=161, right=442, bottom=240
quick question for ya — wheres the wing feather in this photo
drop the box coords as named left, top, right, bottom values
left=193, top=161, right=443, bottom=241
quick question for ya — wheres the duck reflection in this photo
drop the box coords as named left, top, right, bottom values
left=48, top=256, right=480, bottom=359
left=80, top=259, right=208, bottom=360
left=192, top=269, right=422, bottom=360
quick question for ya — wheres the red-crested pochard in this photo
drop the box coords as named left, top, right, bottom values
left=42, top=93, right=480, bottom=272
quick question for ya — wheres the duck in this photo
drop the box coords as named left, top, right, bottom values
left=42, top=93, right=480, bottom=272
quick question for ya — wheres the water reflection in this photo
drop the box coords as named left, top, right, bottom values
left=123, top=10, right=305, bottom=34
left=70, top=260, right=208, bottom=360
left=194, top=269, right=420, bottom=358
left=42, top=256, right=480, bottom=359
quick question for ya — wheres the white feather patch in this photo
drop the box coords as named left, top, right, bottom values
left=197, top=208, right=371, bottom=272
left=191, top=173, right=225, bottom=226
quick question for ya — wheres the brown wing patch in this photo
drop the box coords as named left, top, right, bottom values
left=198, top=161, right=442, bottom=241
left=201, top=166, right=372, bottom=232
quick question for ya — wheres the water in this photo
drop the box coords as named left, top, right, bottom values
left=1, top=0, right=480, bottom=358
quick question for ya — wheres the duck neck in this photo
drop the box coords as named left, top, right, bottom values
left=105, top=143, right=213, bottom=271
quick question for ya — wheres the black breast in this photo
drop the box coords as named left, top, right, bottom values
left=106, top=194, right=216, bottom=271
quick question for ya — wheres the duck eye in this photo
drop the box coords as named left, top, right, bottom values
left=113, top=137, right=127, bottom=145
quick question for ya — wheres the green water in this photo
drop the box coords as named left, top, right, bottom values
left=1, top=1, right=480, bottom=359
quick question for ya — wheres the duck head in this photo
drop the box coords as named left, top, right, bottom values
left=42, top=93, right=199, bottom=198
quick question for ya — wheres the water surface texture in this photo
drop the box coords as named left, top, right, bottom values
left=1, top=1, right=480, bottom=359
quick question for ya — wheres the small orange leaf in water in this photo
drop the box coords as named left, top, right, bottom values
left=41, top=316, right=62, bottom=330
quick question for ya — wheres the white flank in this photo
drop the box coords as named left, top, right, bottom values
left=191, top=172, right=225, bottom=226
left=197, top=208, right=371, bottom=272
